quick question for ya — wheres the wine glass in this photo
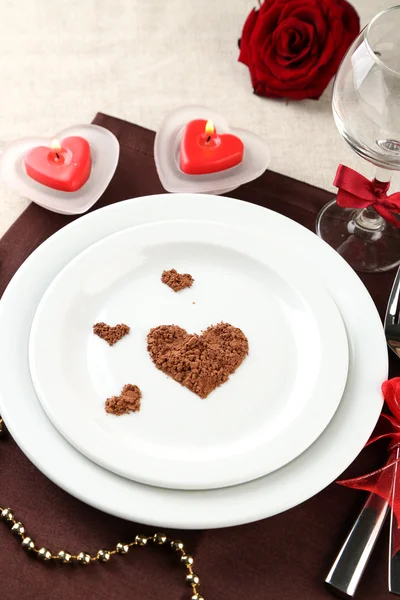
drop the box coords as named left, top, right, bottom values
left=316, top=5, right=400, bottom=273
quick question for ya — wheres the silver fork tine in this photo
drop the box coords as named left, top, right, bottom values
left=385, top=269, right=400, bottom=360
left=385, top=267, right=400, bottom=327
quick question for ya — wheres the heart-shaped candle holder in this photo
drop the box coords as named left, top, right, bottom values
left=0, top=125, right=119, bottom=215
left=154, top=105, right=270, bottom=195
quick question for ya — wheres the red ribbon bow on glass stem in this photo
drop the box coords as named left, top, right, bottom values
left=339, top=378, right=400, bottom=525
left=334, top=164, right=400, bottom=227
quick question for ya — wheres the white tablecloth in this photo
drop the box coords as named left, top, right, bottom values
left=0, top=0, right=394, bottom=237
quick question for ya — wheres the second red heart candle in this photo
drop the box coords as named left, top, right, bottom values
left=180, top=119, right=244, bottom=175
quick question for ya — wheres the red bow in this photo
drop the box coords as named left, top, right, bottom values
left=334, top=164, right=400, bottom=227
left=339, top=378, right=400, bottom=552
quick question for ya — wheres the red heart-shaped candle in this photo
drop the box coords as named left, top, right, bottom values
left=24, top=136, right=92, bottom=192
left=180, top=119, right=244, bottom=175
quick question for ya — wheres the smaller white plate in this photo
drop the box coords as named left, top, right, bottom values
left=29, top=219, right=348, bottom=490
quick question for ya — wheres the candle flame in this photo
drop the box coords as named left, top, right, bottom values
left=51, top=139, right=62, bottom=152
left=205, top=120, right=215, bottom=136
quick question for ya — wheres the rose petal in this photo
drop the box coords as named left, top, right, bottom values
left=254, top=78, right=320, bottom=101
left=338, top=0, right=360, bottom=35
left=278, top=0, right=318, bottom=21
left=251, top=5, right=283, bottom=47
left=290, top=6, right=328, bottom=43
left=289, top=28, right=306, bottom=52
left=275, top=29, right=292, bottom=57
left=262, top=18, right=307, bottom=55
left=272, top=18, right=317, bottom=67
left=274, top=17, right=314, bottom=50
left=266, top=22, right=319, bottom=80
left=238, top=8, right=259, bottom=67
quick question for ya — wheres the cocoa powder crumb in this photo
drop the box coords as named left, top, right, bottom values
left=93, top=322, right=130, bottom=346
left=105, top=384, right=142, bottom=416
left=147, top=322, right=248, bottom=399
left=161, top=268, right=194, bottom=292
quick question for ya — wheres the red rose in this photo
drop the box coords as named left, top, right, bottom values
left=238, top=0, right=360, bottom=100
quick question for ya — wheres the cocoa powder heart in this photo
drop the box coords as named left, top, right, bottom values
left=105, top=384, right=142, bottom=416
left=147, top=322, right=248, bottom=398
left=161, top=268, right=194, bottom=292
left=93, top=322, right=130, bottom=346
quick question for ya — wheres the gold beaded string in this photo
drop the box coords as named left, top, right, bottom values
left=0, top=417, right=203, bottom=600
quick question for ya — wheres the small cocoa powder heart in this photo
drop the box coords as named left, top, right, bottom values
left=147, top=322, right=248, bottom=398
left=161, top=268, right=194, bottom=292
left=105, top=384, right=142, bottom=416
left=93, top=322, right=130, bottom=346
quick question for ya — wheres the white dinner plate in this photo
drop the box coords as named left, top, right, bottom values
left=29, top=220, right=348, bottom=489
left=0, top=194, right=387, bottom=528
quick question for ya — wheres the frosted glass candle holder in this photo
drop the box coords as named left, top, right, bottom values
left=154, top=105, right=271, bottom=195
left=0, top=125, right=119, bottom=215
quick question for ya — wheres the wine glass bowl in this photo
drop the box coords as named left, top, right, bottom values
left=317, top=5, right=400, bottom=273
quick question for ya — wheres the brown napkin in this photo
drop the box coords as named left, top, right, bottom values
left=0, top=113, right=397, bottom=600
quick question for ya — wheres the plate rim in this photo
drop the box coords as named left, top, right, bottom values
left=0, top=193, right=387, bottom=528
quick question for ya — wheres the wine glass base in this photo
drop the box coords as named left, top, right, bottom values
left=316, top=199, right=400, bottom=273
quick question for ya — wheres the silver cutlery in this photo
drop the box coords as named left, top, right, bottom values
left=326, top=267, right=400, bottom=597
left=386, top=267, right=400, bottom=595
left=325, top=494, right=389, bottom=597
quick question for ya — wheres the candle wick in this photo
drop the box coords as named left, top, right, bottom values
left=206, top=136, right=211, bottom=143
left=55, top=152, right=60, bottom=159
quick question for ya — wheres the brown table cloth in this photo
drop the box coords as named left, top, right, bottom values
left=0, top=113, right=398, bottom=600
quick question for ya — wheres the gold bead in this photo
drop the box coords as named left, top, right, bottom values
left=171, top=539, right=185, bottom=552
left=11, top=522, right=25, bottom=537
left=21, top=537, right=35, bottom=551
left=97, top=550, right=111, bottom=562
left=135, top=534, right=148, bottom=546
left=77, top=552, right=92, bottom=565
left=153, top=532, right=167, bottom=545
left=181, top=554, right=194, bottom=566
left=116, top=542, right=129, bottom=554
left=37, top=548, right=52, bottom=561
left=57, top=550, right=72, bottom=564
left=1, top=508, right=14, bottom=523
left=186, top=573, right=200, bottom=586
left=191, top=595, right=204, bottom=600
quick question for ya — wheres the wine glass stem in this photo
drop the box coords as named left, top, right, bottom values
left=375, top=166, right=393, bottom=183
left=354, top=168, right=393, bottom=229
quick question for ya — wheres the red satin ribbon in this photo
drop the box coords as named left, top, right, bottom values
left=339, top=378, right=400, bottom=552
left=334, top=164, right=400, bottom=227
